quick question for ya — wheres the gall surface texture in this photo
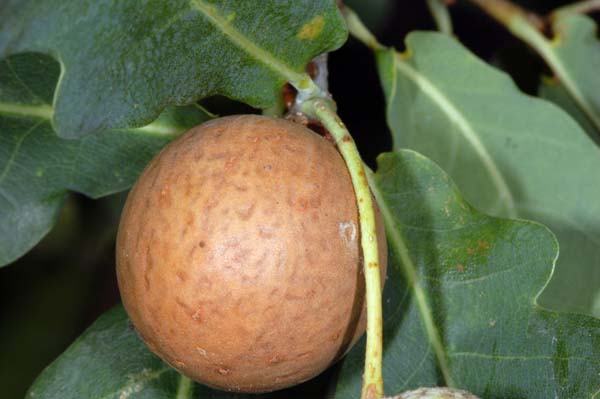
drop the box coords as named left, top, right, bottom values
left=117, top=115, right=387, bottom=392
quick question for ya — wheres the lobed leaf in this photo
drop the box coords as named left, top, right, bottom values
left=335, top=150, right=600, bottom=398
left=27, top=306, right=331, bottom=399
left=0, top=53, right=212, bottom=266
left=26, top=306, right=179, bottom=399
left=376, top=32, right=600, bottom=316
left=0, top=0, right=347, bottom=138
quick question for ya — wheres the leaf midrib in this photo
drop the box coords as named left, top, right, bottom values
left=97, top=366, right=171, bottom=399
left=366, top=165, right=455, bottom=387
left=0, top=101, right=53, bottom=120
left=389, top=52, right=518, bottom=219
left=189, top=0, right=306, bottom=86
left=0, top=101, right=187, bottom=137
left=0, top=119, right=44, bottom=184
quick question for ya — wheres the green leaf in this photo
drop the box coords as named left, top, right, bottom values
left=540, top=13, right=600, bottom=135
left=486, top=10, right=600, bottom=137
left=335, top=150, right=600, bottom=398
left=0, top=53, right=212, bottom=266
left=376, top=32, right=600, bottom=317
left=0, top=0, right=347, bottom=138
left=539, top=78, right=598, bottom=140
left=26, top=306, right=180, bottom=399
left=25, top=306, right=226, bottom=399
left=27, top=305, right=330, bottom=399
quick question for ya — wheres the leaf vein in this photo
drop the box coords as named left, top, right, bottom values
left=398, top=344, right=432, bottom=391
left=0, top=119, right=44, bottom=184
left=450, top=351, right=593, bottom=363
left=392, top=53, right=517, bottom=218
left=98, top=366, right=171, bottom=399
left=5, top=57, right=48, bottom=105
left=367, top=168, right=455, bottom=387
left=188, top=0, right=305, bottom=86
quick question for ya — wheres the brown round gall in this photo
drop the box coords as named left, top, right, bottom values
left=116, top=115, right=387, bottom=393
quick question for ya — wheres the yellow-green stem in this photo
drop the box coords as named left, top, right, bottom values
left=175, top=375, right=193, bottom=399
left=343, top=7, right=459, bottom=389
left=300, top=98, right=384, bottom=399
left=286, top=23, right=384, bottom=396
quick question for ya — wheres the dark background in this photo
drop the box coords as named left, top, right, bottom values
left=1, top=1, right=597, bottom=398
